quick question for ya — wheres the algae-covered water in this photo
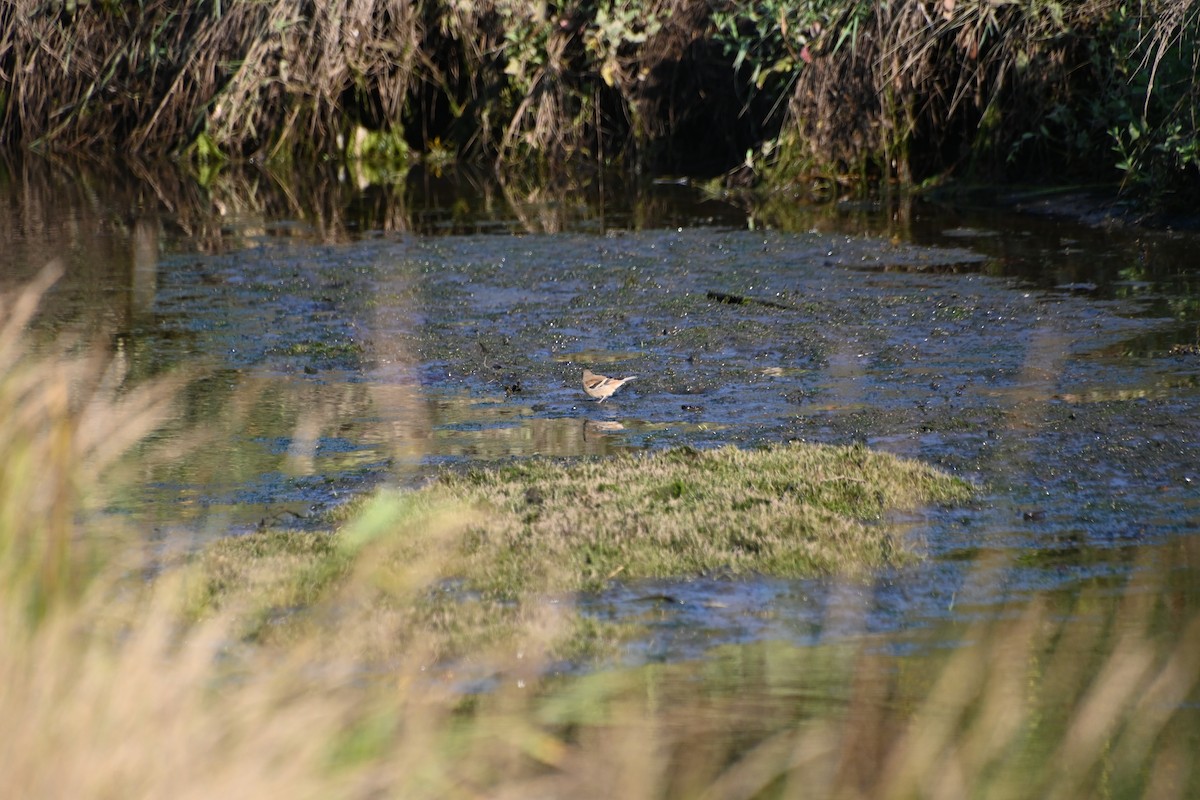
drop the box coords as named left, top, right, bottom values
left=4, top=161, right=1199, bottom=660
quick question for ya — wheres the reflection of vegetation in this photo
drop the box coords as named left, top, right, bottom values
left=4, top=270, right=1200, bottom=798
left=1, top=152, right=738, bottom=247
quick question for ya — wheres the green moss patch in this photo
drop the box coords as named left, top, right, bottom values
left=183, top=530, right=352, bottom=639
left=187, top=443, right=970, bottom=656
left=426, top=443, right=972, bottom=596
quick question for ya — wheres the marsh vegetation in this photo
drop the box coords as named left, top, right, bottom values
left=4, top=4, right=1200, bottom=790
left=2, top=1, right=1197, bottom=205
left=3, top=270, right=1199, bottom=798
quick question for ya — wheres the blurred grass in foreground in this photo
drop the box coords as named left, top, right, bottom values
left=2, top=270, right=1198, bottom=798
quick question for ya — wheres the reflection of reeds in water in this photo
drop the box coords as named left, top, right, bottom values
left=3, top=272, right=1200, bottom=798
left=0, top=153, right=417, bottom=258
left=0, top=153, right=661, bottom=272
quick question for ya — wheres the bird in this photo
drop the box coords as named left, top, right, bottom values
left=582, top=368, right=636, bottom=402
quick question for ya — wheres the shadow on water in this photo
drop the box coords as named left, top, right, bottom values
left=4, top=153, right=1200, bottom=662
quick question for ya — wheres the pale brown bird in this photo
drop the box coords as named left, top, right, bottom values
left=582, top=368, right=637, bottom=402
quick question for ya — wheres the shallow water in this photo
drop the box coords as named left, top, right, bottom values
left=3, top=158, right=1199, bottom=661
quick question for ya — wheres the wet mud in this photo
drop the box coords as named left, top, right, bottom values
left=131, top=222, right=1200, bottom=658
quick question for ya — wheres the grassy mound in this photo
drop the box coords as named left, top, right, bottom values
left=187, top=443, right=970, bottom=654
left=196, top=441, right=972, bottom=618
left=429, top=443, right=971, bottom=594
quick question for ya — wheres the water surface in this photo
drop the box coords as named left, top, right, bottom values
left=3, top=157, right=1198, bottom=662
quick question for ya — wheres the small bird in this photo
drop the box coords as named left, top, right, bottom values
left=582, top=368, right=636, bottom=402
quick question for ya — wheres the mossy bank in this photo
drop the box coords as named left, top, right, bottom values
left=427, top=443, right=972, bottom=594
left=191, top=442, right=972, bottom=651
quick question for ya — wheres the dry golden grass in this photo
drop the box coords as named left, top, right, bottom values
left=0, top=263, right=180, bottom=618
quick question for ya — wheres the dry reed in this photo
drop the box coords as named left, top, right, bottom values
left=0, top=0, right=421, bottom=159
left=2, top=0, right=1194, bottom=193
